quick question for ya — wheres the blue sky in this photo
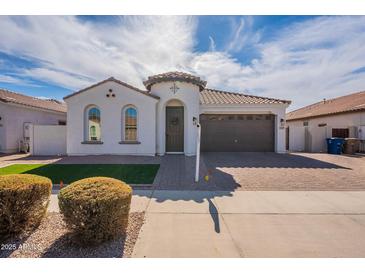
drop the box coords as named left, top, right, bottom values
left=0, top=16, right=364, bottom=110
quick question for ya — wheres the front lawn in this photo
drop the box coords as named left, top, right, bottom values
left=0, top=164, right=159, bottom=185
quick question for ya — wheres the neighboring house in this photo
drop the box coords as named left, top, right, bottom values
left=0, top=89, right=67, bottom=153
left=286, top=91, right=365, bottom=152
left=64, top=72, right=290, bottom=156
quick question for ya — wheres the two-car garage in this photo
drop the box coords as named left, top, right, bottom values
left=200, top=114, right=275, bottom=152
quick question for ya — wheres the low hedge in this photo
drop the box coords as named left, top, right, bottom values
left=58, top=177, right=132, bottom=245
left=0, top=174, right=52, bottom=239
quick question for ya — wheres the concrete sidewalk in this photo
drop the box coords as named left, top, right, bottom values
left=132, top=191, right=365, bottom=258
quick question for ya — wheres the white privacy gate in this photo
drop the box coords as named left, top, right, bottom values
left=288, top=125, right=328, bottom=152
left=30, top=125, right=67, bottom=155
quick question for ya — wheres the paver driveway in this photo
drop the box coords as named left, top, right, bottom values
left=200, top=152, right=365, bottom=191
left=1, top=152, right=365, bottom=190
left=152, top=152, right=365, bottom=190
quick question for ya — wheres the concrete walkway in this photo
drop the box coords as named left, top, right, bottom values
left=48, top=190, right=365, bottom=257
left=130, top=191, right=365, bottom=258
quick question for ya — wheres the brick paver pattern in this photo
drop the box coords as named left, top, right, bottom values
left=1, top=152, right=364, bottom=191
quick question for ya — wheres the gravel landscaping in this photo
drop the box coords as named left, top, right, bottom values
left=0, top=212, right=145, bottom=258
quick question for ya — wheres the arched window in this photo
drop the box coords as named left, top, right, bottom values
left=124, top=107, right=137, bottom=141
left=86, top=106, right=101, bottom=141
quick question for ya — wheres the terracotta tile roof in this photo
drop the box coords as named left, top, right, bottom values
left=200, top=88, right=291, bottom=105
left=286, top=90, right=365, bottom=121
left=0, top=88, right=66, bottom=113
left=143, top=71, right=207, bottom=91
left=64, top=77, right=159, bottom=100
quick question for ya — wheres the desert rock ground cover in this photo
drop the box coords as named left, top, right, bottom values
left=0, top=212, right=145, bottom=258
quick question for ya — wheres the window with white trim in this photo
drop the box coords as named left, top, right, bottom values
left=86, top=107, right=101, bottom=141
left=124, top=107, right=137, bottom=141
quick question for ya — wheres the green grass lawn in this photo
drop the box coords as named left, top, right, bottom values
left=0, top=164, right=160, bottom=185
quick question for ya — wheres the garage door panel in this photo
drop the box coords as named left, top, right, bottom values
left=202, top=122, right=237, bottom=152
left=200, top=114, right=275, bottom=152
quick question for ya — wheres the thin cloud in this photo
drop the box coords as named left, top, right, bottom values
left=208, top=36, right=216, bottom=51
left=225, top=16, right=260, bottom=53
left=0, top=74, right=40, bottom=87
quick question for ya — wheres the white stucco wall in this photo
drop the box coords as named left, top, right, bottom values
left=151, top=82, right=200, bottom=156
left=64, top=78, right=290, bottom=156
left=0, top=102, right=66, bottom=153
left=287, top=111, right=365, bottom=152
left=30, top=125, right=66, bottom=155
left=65, top=81, right=158, bottom=156
left=200, top=104, right=289, bottom=153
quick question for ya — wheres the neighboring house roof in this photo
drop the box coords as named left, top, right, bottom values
left=286, top=90, right=365, bottom=121
left=143, top=71, right=207, bottom=91
left=63, top=77, right=160, bottom=100
left=0, top=88, right=66, bottom=113
left=200, top=88, right=291, bottom=105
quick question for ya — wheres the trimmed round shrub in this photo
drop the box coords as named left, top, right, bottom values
left=58, top=177, right=132, bottom=245
left=0, top=174, right=52, bottom=239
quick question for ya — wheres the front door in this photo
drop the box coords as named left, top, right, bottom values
left=166, top=106, right=184, bottom=152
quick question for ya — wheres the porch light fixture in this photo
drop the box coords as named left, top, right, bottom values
left=193, top=116, right=197, bottom=125
left=280, top=118, right=285, bottom=128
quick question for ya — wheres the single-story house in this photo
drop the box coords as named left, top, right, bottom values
left=286, top=91, right=365, bottom=152
left=0, top=88, right=67, bottom=153
left=64, top=71, right=290, bottom=156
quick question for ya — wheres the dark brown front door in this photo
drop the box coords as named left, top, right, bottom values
left=166, top=106, right=184, bottom=152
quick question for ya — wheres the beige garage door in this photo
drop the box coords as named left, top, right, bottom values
left=200, top=114, right=275, bottom=152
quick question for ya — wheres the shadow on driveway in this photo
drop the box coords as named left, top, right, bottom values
left=202, top=152, right=352, bottom=169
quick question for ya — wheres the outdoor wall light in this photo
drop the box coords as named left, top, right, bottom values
left=280, top=118, right=285, bottom=128
left=193, top=116, right=197, bottom=125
